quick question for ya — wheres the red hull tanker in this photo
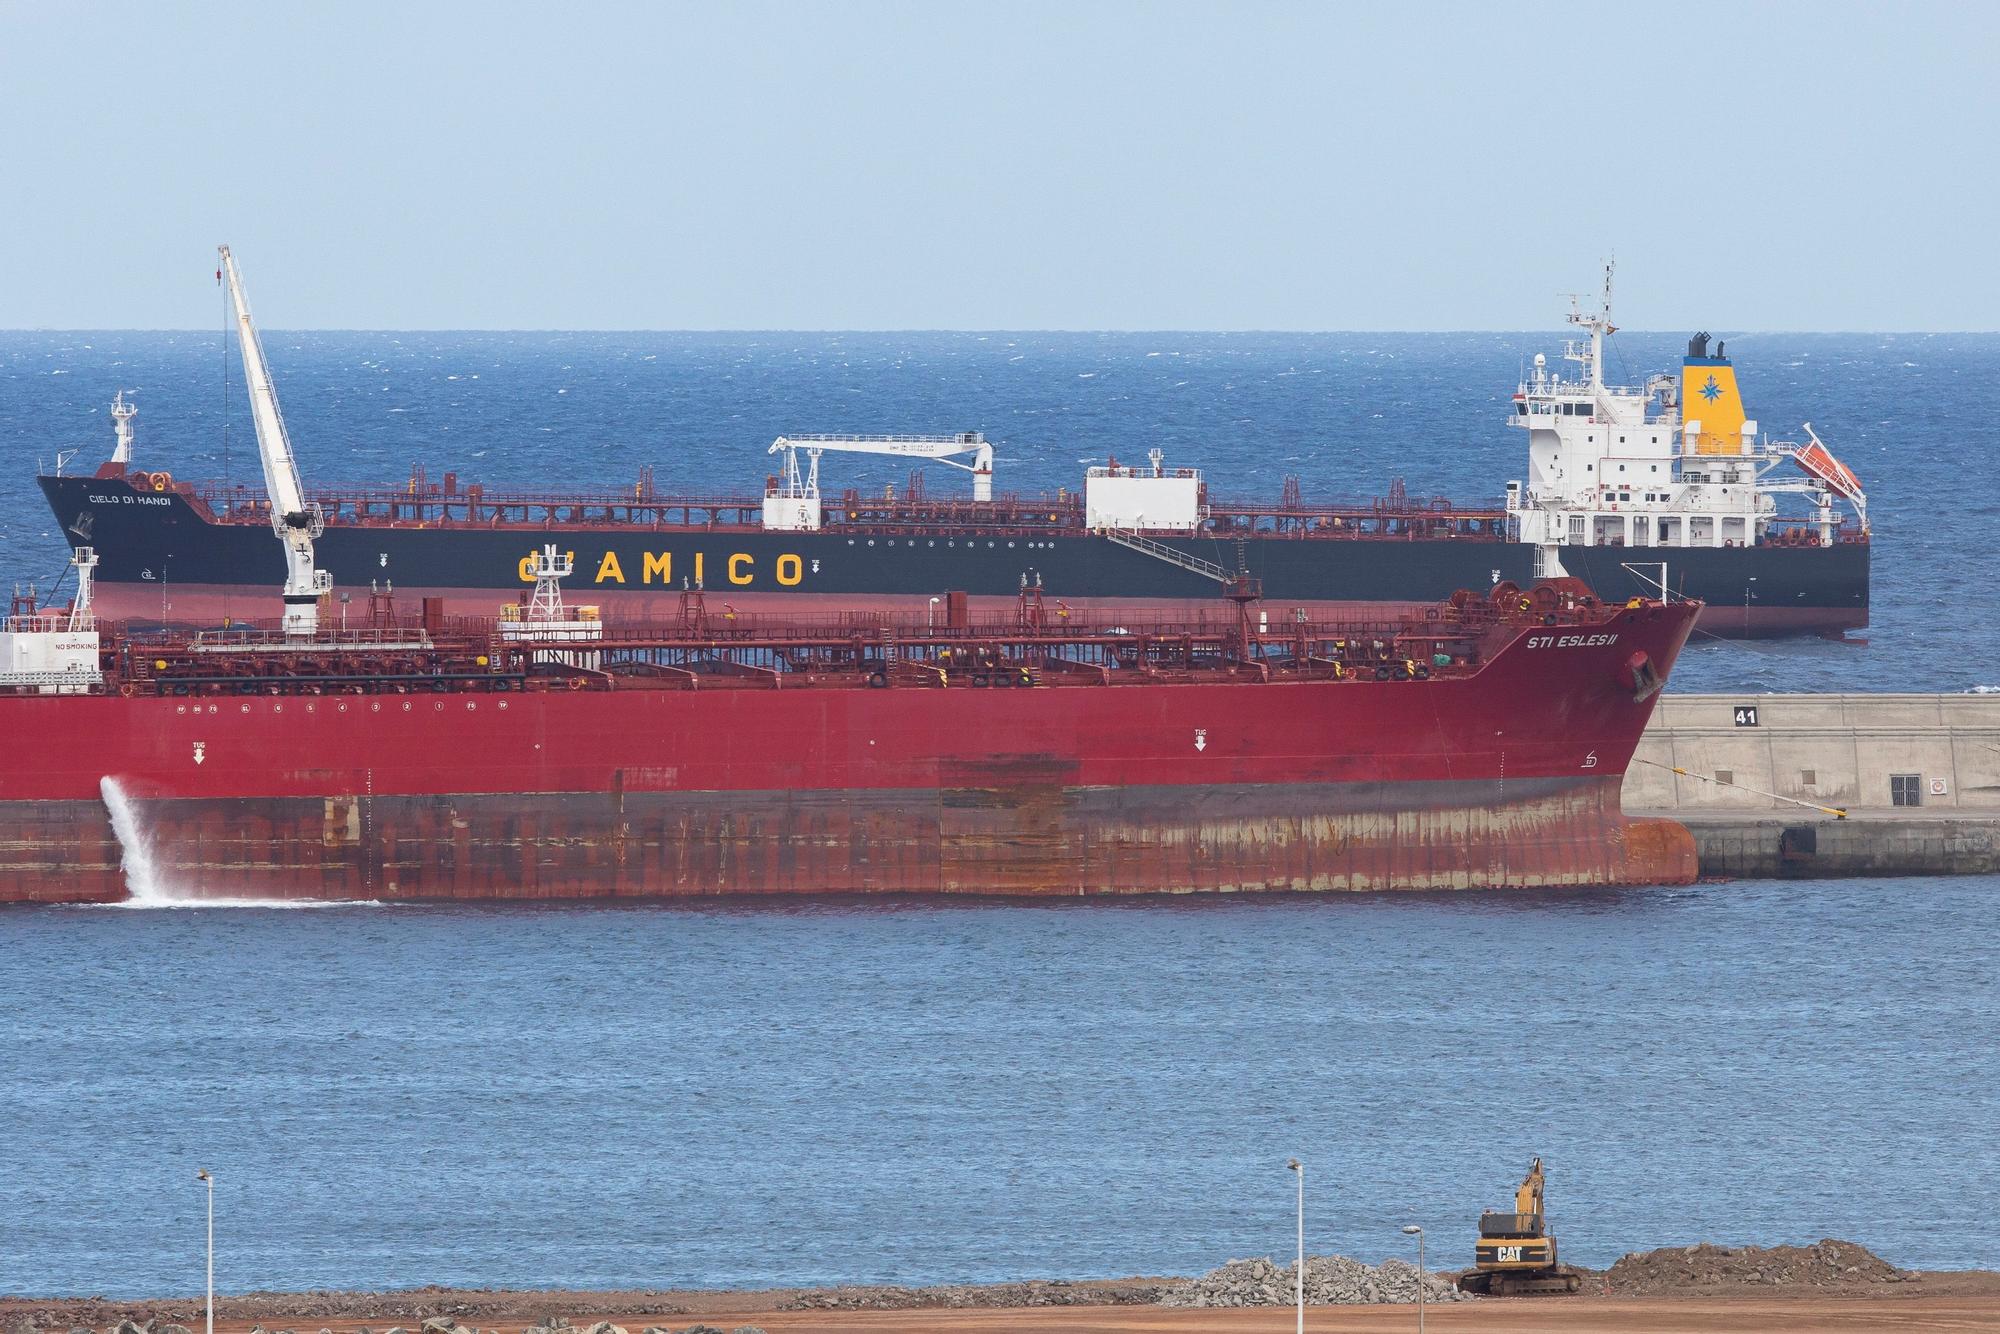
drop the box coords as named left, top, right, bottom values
left=0, top=574, right=1698, bottom=905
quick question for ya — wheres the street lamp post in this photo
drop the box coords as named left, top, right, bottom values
left=1286, top=1159, right=1303, bottom=1334
left=195, top=1170, right=214, bottom=1334
left=1401, top=1224, right=1425, bottom=1334
left=928, top=595, right=940, bottom=631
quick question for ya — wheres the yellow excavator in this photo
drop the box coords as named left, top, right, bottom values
left=1456, top=1158, right=1583, bottom=1296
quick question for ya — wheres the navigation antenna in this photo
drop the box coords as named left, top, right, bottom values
left=1563, top=258, right=1617, bottom=392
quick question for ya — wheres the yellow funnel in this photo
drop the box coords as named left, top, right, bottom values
left=1683, top=333, right=1747, bottom=456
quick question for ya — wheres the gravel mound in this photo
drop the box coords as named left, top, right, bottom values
left=775, top=1280, right=1167, bottom=1311
left=1606, top=1239, right=1917, bottom=1293
left=1162, top=1255, right=1470, bottom=1306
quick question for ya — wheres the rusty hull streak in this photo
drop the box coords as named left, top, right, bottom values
left=0, top=777, right=1694, bottom=903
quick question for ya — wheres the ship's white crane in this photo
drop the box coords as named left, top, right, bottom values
left=763, top=432, right=993, bottom=531
left=218, top=245, right=331, bottom=637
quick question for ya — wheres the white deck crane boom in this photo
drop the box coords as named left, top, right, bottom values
left=763, top=432, right=993, bottom=531
left=219, top=245, right=331, bottom=637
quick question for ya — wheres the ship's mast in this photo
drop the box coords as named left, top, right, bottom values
left=218, top=245, right=330, bottom=637
left=109, top=391, right=137, bottom=466
left=1564, top=259, right=1616, bottom=393
left=67, top=546, right=98, bottom=633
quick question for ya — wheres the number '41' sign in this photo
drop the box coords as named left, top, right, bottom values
left=1734, top=705, right=1760, bottom=728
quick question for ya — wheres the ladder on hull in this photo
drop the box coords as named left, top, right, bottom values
left=1104, top=528, right=1229, bottom=582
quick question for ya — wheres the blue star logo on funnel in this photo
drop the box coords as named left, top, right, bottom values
left=1700, top=374, right=1722, bottom=403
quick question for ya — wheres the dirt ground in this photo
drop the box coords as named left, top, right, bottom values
left=11, top=1275, right=2000, bottom=1334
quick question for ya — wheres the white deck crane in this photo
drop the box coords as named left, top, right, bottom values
left=763, top=432, right=993, bottom=531
left=219, top=245, right=331, bottom=637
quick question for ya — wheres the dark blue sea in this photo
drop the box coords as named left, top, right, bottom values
left=1, top=334, right=1996, bottom=1296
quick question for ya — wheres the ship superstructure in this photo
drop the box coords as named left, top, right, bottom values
left=1508, top=268, right=1868, bottom=587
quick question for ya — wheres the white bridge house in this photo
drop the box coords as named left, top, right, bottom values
left=1506, top=271, right=1865, bottom=581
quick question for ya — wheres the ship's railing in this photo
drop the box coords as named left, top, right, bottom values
left=183, top=626, right=440, bottom=651
left=94, top=590, right=1658, bottom=697
left=1765, top=516, right=1869, bottom=545
left=174, top=476, right=1517, bottom=539
left=191, top=483, right=771, bottom=528
left=1, top=612, right=70, bottom=634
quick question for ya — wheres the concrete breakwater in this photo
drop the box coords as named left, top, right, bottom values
left=1626, top=693, right=2000, bottom=876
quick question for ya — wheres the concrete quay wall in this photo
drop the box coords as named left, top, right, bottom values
left=1625, top=693, right=2000, bottom=877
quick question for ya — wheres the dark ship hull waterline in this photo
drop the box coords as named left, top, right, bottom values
left=38, top=471, right=1865, bottom=638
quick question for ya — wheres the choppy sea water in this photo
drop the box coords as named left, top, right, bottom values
left=3, top=884, right=1995, bottom=1296
left=2, top=330, right=1996, bottom=693
left=1, top=335, right=1996, bottom=1295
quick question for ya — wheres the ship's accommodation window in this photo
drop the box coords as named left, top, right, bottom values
left=1618, top=464, right=1626, bottom=472
left=1714, top=769, right=1734, bottom=787
left=1518, top=402, right=1528, bottom=415
left=1891, top=774, right=1923, bottom=807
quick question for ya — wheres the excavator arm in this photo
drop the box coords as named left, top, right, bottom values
left=1515, top=1157, right=1547, bottom=1221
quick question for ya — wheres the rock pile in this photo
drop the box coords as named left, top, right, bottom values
left=1605, top=1239, right=1915, bottom=1294
left=531, top=1324, right=763, bottom=1334
left=777, top=1280, right=1166, bottom=1311
left=1162, top=1255, right=1470, bottom=1306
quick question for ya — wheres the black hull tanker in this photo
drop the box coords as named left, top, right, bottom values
left=39, top=468, right=1865, bottom=636
left=33, top=287, right=1871, bottom=638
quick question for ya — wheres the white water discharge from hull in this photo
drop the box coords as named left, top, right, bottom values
left=95, top=775, right=381, bottom=909
left=99, top=775, right=171, bottom=902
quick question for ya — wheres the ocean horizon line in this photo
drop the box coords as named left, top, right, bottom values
left=3, top=326, right=1996, bottom=337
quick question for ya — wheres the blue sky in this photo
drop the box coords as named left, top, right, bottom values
left=3, top=1, right=1995, bottom=330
